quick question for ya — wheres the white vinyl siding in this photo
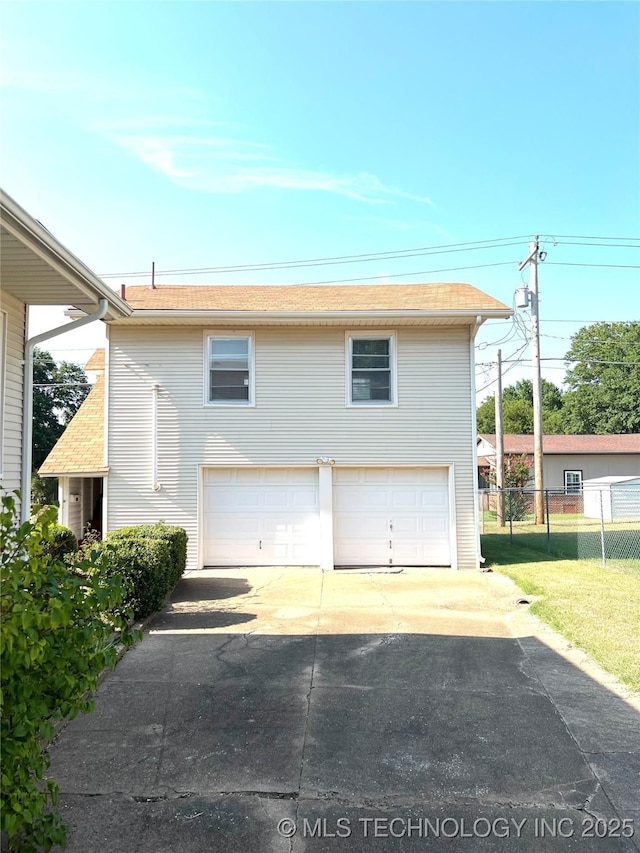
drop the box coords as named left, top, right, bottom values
left=0, top=293, right=26, bottom=495
left=107, top=325, right=477, bottom=569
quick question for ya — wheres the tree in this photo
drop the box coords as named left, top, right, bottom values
left=561, top=322, right=640, bottom=434
left=476, top=378, right=565, bottom=434
left=32, top=348, right=90, bottom=470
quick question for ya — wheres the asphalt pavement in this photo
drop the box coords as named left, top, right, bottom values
left=48, top=566, right=640, bottom=852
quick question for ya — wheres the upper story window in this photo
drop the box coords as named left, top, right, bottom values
left=564, top=470, right=582, bottom=494
left=205, top=333, right=254, bottom=405
left=347, top=332, right=396, bottom=406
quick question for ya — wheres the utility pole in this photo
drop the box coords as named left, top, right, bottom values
left=518, top=237, right=545, bottom=524
left=495, top=349, right=505, bottom=527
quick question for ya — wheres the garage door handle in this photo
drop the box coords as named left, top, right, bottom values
left=259, top=540, right=262, bottom=550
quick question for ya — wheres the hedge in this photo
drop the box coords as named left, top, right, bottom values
left=1, top=494, right=136, bottom=852
left=98, top=523, right=188, bottom=620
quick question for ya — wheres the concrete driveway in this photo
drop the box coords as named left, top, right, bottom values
left=49, top=567, right=640, bottom=851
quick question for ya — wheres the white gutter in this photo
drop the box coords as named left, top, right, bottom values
left=21, top=299, right=109, bottom=523
left=469, top=315, right=484, bottom=568
left=106, top=308, right=512, bottom=323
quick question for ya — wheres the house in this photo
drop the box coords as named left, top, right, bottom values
left=38, top=349, right=107, bottom=535
left=0, top=190, right=130, bottom=519
left=477, top=434, right=640, bottom=492
left=42, top=282, right=511, bottom=570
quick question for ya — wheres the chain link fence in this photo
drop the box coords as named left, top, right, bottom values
left=479, top=487, right=640, bottom=569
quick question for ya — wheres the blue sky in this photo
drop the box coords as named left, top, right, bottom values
left=1, top=0, right=638, bottom=400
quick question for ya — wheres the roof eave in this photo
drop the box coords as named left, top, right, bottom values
left=106, top=307, right=513, bottom=325
left=0, top=189, right=132, bottom=320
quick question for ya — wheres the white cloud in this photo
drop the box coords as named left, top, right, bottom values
left=2, top=63, right=434, bottom=207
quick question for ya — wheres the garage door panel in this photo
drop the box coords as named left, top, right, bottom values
left=333, top=467, right=451, bottom=567
left=203, top=468, right=320, bottom=566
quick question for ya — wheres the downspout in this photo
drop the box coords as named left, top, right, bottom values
left=470, top=315, right=484, bottom=568
left=21, top=298, right=109, bottom=523
left=151, top=383, right=161, bottom=492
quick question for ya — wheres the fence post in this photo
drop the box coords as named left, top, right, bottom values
left=545, top=489, right=551, bottom=554
left=599, top=489, right=606, bottom=568
left=508, top=490, right=513, bottom=543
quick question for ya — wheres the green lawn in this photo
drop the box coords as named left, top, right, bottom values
left=481, top=512, right=640, bottom=567
left=482, top=535, right=640, bottom=692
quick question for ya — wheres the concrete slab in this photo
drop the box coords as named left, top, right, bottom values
left=44, top=566, right=640, bottom=852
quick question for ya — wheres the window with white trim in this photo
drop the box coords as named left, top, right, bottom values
left=347, top=333, right=396, bottom=405
left=205, top=334, right=254, bottom=405
left=564, top=470, right=582, bottom=494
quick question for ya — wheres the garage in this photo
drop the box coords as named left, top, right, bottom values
left=333, top=467, right=451, bottom=567
left=202, top=467, right=320, bottom=566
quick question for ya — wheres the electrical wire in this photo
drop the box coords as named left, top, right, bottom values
left=99, top=235, right=531, bottom=279
left=547, top=262, right=640, bottom=269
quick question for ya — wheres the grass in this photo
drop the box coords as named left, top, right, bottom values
left=482, top=535, right=640, bottom=693
left=480, top=511, right=640, bottom=566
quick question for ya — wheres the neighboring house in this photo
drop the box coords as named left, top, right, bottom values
left=43, top=282, right=511, bottom=570
left=477, top=434, right=640, bottom=492
left=39, top=350, right=106, bottom=536
left=0, top=189, right=130, bottom=518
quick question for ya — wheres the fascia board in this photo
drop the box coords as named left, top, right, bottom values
left=106, top=308, right=514, bottom=324
left=0, top=190, right=132, bottom=318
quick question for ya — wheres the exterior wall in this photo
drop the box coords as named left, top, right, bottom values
left=544, top=454, right=640, bottom=489
left=0, top=292, right=26, bottom=496
left=107, top=325, right=477, bottom=569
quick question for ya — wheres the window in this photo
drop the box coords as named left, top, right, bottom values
left=205, top=334, right=254, bottom=405
left=347, top=333, right=396, bottom=406
left=564, top=470, right=582, bottom=494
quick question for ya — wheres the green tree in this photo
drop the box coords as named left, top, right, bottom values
left=476, top=378, right=565, bottom=434
left=32, top=348, right=90, bottom=470
left=561, top=322, right=640, bottom=434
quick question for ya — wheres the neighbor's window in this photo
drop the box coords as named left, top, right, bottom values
left=206, top=335, right=253, bottom=404
left=564, top=470, right=583, bottom=494
left=348, top=334, right=396, bottom=405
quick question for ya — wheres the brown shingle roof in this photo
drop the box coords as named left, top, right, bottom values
left=39, top=374, right=106, bottom=475
left=479, top=434, right=640, bottom=454
left=121, top=282, right=510, bottom=313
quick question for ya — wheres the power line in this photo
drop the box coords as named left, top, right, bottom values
left=99, top=235, right=531, bottom=279
left=294, top=260, right=519, bottom=286
left=547, top=234, right=640, bottom=241
left=547, top=262, right=640, bottom=269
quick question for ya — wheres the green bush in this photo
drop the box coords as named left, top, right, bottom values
left=0, top=492, right=137, bottom=853
left=44, top=523, right=78, bottom=561
left=106, top=523, right=187, bottom=590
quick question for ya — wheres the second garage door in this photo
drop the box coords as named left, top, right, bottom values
left=333, top=467, right=451, bottom=567
left=203, top=467, right=320, bottom=566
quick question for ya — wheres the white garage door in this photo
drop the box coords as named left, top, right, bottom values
left=333, top=467, right=451, bottom=567
left=203, top=468, right=320, bottom=566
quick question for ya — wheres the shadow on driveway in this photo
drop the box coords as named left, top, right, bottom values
left=48, top=569, right=640, bottom=852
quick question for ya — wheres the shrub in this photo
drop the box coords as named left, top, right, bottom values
left=44, top=523, right=78, bottom=561
left=0, top=492, right=136, bottom=853
left=106, top=523, right=187, bottom=589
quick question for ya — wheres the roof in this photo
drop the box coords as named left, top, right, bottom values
left=84, top=348, right=105, bottom=371
left=479, top=434, right=640, bottom=455
left=39, top=374, right=107, bottom=476
left=122, top=282, right=509, bottom=311
left=0, top=189, right=131, bottom=320
left=116, top=282, right=511, bottom=318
